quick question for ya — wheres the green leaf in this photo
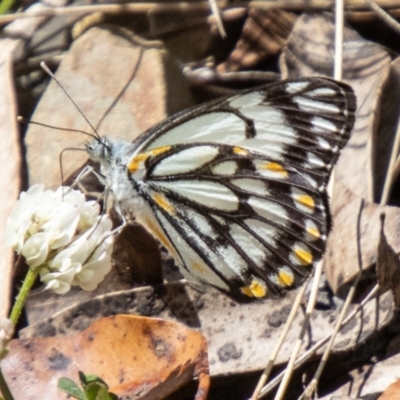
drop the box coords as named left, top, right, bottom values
left=58, top=377, right=86, bottom=400
left=84, top=383, right=100, bottom=400
left=79, top=372, right=108, bottom=388
left=96, top=386, right=118, bottom=400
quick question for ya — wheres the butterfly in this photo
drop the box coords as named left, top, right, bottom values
left=86, top=77, right=356, bottom=301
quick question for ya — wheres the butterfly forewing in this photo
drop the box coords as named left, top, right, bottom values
left=92, top=77, right=356, bottom=301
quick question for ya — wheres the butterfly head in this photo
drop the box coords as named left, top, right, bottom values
left=85, top=137, right=113, bottom=164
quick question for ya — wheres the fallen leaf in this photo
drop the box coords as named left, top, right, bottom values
left=2, top=314, right=209, bottom=400
left=217, top=8, right=297, bottom=73
left=377, top=213, right=400, bottom=307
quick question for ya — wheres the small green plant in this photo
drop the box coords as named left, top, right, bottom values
left=58, top=372, right=118, bottom=400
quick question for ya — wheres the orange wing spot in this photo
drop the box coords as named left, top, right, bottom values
left=294, top=248, right=313, bottom=266
left=278, top=270, right=294, bottom=287
left=233, top=146, right=249, bottom=156
left=307, top=226, right=320, bottom=239
left=241, top=278, right=267, bottom=298
left=127, top=153, right=149, bottom=173
left=262, top=162, right=288, bottom=178
left=152, top=193, right=176, bottom=215
left=149, top=146, right=171, bottom=156
left=127, top=146, right=171, bottom=173
left=296, top=194, right=315, bottom=211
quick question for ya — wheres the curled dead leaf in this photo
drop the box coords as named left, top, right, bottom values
left=377, top=213, right=400, bottom=307
left=1, top=315, right=209, bottom=400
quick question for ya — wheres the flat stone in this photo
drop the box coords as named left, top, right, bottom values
left=25, top=26, right=194, bottom=189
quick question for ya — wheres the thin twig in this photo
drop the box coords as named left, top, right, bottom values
left=250, top=277, right=310, bottom=400
left=300, top=200, right=365, bottom=400
left=334, top=0, right=344, bottom=81
left=381, top=120, right=400, bottom=204
left=273, top=260, right=324, bottom=400
left=0, top=2, right=213, bottom=24
left=2, top=1, right=400, bottom=25
left=258, top=284, right=380, bottom=398
left=208, top=0, right=226, bottom=38
left=365, top=0, right=400, bottom=34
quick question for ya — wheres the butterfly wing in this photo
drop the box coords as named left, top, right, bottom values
left=124, top=78, right=356, bottom=300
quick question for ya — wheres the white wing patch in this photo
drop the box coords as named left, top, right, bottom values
left=147, top=112, right=246, bottom=150
left=152, top=145, right=218, bottom=176
left=229, top=223, right=268, bottom=266
left=307, top=151, right=326, bottom=168
left=229, top=91, right=265, bottom=108
left=292, top=96, right=340, bottom=113
left=157, top=180, right=239, bottom=211
left=307, top=87, right=337, bottom=97
left=311, top=116, right=337, bottom=134
left=156, top=211, right=231, bottom=290
left=212, top=161, right=237, bottom=175
left=185, top=209, right=218, bottom=239
left=231, top=178, right=270, bottom=196
left=285, top=81, right=309, bottom=93
left=240, top=107, right=298, bottom=145
left=244, top=218, right=279, bottom=245
left=248, top=197, right=289, bottom=226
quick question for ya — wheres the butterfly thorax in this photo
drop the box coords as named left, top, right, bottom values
left=86, top=137, right=146, bottom=219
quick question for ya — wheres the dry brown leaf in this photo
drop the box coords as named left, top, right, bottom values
left=323, top=180, right=400, bottom=294
left=375, top=57, right=400, bottom=204
left=377, top=213, right=400, bottom=306
left=2, top=314, right=209, bottom=400
left=217, top=8, right=297, bottom=73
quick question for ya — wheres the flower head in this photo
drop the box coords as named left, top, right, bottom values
left=6, top=185, right=114, bottom=294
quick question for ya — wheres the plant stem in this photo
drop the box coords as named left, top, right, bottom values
left=0, top=268, right=40, bottom=399
left=9, top=268, right=39, bottom=326
left=0, top=0, right=14, bottom=15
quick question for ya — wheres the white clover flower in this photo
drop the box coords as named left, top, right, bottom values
left=0, top=317, right=14, bottom=355
left=6, top=184, right=114, bottom=294
left=40, top=216, right=113, bottom=294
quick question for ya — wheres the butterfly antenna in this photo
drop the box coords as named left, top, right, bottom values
left=17, top=116, right=99, bottom=141
left=40, top=61, right=102, bottom=142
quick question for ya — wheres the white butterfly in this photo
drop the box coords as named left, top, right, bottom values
left=86, top=77, right=356, bottom=301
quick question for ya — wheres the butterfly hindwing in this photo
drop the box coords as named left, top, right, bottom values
left=89, top=77, right=356, bottom=301
left=133, top=143, right=329, bottom=299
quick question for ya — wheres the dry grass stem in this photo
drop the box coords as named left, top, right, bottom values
left=300, top=200, right=365, bottom=400
left=2, top=1, right=400, bottom=25
left=208, top=0, right=226, bottom=37
left=258, top=284, right=380, bottom=398
left=251, top=278, right=310, bottom=400
left=271, top=259, right=324, bottom=400
left=365, top=0, right=400, bottom=34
